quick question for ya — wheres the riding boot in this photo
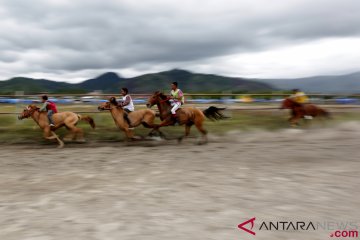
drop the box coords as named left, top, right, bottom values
left=124, top=113, right=131, bottom=127
left=49, top=118, right=55, bottom=127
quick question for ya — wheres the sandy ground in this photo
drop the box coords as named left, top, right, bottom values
left=1, top=122, right=360, bottom=240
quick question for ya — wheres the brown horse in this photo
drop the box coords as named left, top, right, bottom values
left=18, top=104, right=95, bottom=147
left=98, top=97, right=160, bottom=140
left=281, top=98, right=330, bottom=126
left=146, top=91, right=227, bottom=143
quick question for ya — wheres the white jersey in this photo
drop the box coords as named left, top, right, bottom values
left=122, top=95, right=134, bottom=112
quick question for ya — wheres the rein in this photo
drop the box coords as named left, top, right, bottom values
left=159, top=97, right=170, bottom=103
left=155, top=96, right=172, bottom=120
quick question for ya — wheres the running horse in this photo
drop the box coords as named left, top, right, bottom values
left=280, top=98, right=330, bottom=126
left=146, top=91, right=227, bottom=144
left=18, top=104, right=96, bottom=148
left=98, top=97, right=161, bottom=140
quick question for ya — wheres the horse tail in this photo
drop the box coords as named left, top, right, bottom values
left=202, top=106, right=227, bottom=121
left=78, top=115, right=96, bottom=129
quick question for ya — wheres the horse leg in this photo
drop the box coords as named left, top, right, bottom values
left=148, top=118, right=173, bottom=139
left=289, top=117, right=297, bottom=127
left=75, top=128, right=85, bottom=142
left=194, top=121, right=208, bottom=144
left=63, top=125, right=77, bottom=142
left=63, top=131, right=74, bottom=142
left=51, top=131, right=64, bottom=148
left=44, top=129, right=64, bottom=148
left=44, top=127, right=54, bottom=140
left=122, top=127, right=135, bottom=140
left=43, top=125, right=64, bottom=147
left=290, top=114, right=302, bottom=127
left=66, top=124, right=84, bottom=142
left=178, top=123, right=193, bottom=143
left=141, top=121, right=160, bottom=136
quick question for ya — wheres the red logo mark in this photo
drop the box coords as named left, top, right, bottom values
left=238, top=217, right=256, bottom=235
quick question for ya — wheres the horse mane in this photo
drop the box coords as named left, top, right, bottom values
left=154, top=91, right=170, bottom=102
left=109, top=97, right=118, bottom=106
left=159, top=93, right=168, bottom=100
left=28, top=104, right=40, bottom=110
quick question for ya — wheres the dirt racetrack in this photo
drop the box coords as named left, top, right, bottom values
left=1, top=122, right=360, bottom=240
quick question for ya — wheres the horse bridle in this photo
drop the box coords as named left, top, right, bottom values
left=22, top=106, right=39, bottom=118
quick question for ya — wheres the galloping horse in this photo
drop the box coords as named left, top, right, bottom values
left=98, top=97, right=160, bottom=140
left=18, top=104, right=96, bottom=147
left=281, top=98, right=330, bottom=126
left=146, top=91, right=227, bottom=143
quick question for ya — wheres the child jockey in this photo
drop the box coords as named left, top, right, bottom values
left=290, top=89, right=309, bottom=104
left=119, top=87, right=135, bottom=129
left=119, top=87, right=134, bottom=113
left=290, top=89, right=312, bottom=119
left=169, top=82, right=184, bottom=124
left=39, top=95, right=58, bottom=127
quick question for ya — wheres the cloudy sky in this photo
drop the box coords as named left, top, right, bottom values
left=1, top=0, right=360, bottom=82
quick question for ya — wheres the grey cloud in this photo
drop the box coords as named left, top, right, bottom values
left=0, top=0, right=360, bottom=78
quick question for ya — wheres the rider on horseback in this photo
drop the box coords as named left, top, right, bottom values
left=169, top=82, right=184, bottom=124
left=119, top=88, right=134, bottom=113
left=118, top=87, right=134, bottom=128
left=290, top=89, right=312, bottom=119
left=290, top=89, right=309, bottom=104
left=39, top=95, right=58, bottom=127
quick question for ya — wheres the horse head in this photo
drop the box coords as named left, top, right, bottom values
left=146, top=91, right=169, bottom=108
left=18, top=104, right=39, bottom=120
left=98, top=97, right=119, bottom=111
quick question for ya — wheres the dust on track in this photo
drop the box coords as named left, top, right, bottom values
left=0, top=122, right=360, bottom=240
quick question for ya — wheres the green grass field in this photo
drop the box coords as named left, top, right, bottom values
left=0, top=103, right=359, bottom=144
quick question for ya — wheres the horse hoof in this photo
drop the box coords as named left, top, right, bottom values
left=57, top=143, right=65, bottom=148
left=76, top=139, right=86, bottom=143
left=63, top=138, right=72, bottom=142
left=131, top=136, right=142, bottom=141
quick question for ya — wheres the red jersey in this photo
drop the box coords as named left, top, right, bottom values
left=46, top=101, right=58, bottom=113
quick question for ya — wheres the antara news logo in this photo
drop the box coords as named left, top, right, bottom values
left=238, top=217, right=359, bottom=238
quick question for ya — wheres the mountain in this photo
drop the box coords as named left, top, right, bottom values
left=0, top=77, right=76, bottom=94
left=3, top=69, right=359, bottom=94
left=122, top=69, right=273, bottom=93
left=76, top=72, right=123, bottom=92
left=263, top=72, right=360, bottom=93
left=0, top=69, right=274, bottom=94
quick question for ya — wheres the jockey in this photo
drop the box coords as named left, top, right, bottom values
left=169, top=81, right=184, bottom=123
left=39, top=95, right=58, bottom=127
left=119, top=87, right=134, bottom=128
left=290, top=89, right=312, bottom=119
left=290, top=89, right=309, bottom=104
left=119, top=87, right=134, bottom=113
